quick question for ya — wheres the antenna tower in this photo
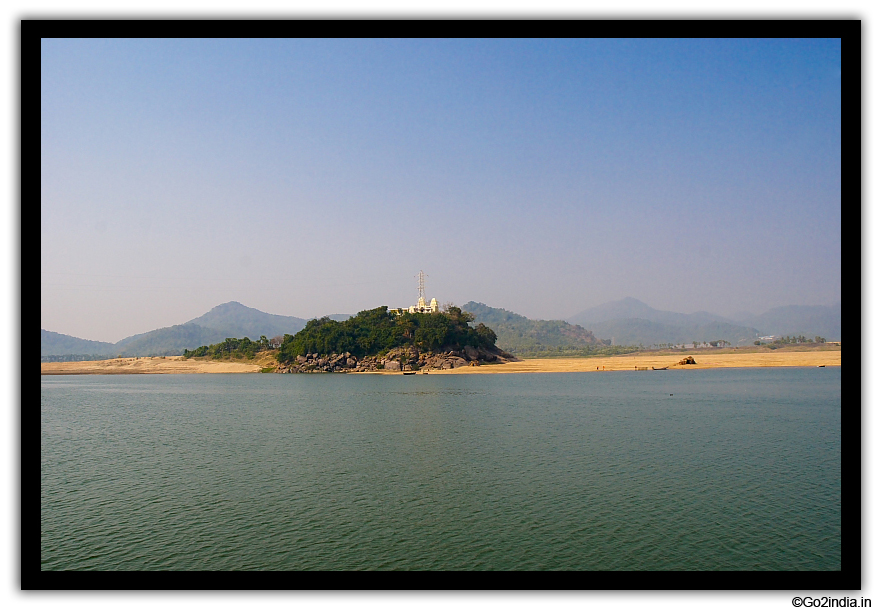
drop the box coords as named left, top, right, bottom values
left=417, top=270, right=427, bottom=301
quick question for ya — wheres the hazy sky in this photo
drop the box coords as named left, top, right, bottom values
left=41, top=38, right=841, bottom=343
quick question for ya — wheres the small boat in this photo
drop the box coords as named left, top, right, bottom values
left=403, top=371, right=417, bottom=375
left=818, top=365, right=826, bottom=368
left=652, top=366, right=669, bottom=370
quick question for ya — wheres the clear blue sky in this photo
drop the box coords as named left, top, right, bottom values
left=41, top=38, right=841, bottom=342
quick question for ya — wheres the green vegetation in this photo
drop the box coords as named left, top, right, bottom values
left=182, top=335, right=273, bottom=360
left=765, top=335, right=826, bottom=348
left=461, top=301, right=607, bottom=355
left=276, top=306, right=497, bottom=363
left=114, top=323, right=242, bottom=358
left=509, top=345, right=640, bottom=358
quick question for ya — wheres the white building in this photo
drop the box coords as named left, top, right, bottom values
left=390, top=271, right=439, bottom=315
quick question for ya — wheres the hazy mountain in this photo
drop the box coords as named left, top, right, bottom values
left=739, top=303, right=841, bottom=340
left=41, top=329, right=116, bottom=358
left=569, top=297, right=733, bottom=328
left=462, top=301, right=604, bottom=355
left=185, top=301, right=308, bottom=339
left=42, top=298, right=841, bottom=361
left=588, top=318, right=761, bottom=347
left=568, top=297, right=840, bottom=345
left=43, top=301, right=312, bottom=358
left=111, top=323, right=240, bottom=357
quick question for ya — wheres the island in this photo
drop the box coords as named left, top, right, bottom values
left=272, top=305, right=518, bottom=373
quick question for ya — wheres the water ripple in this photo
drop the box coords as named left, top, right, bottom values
left=42, top=368, right=840, bottom=570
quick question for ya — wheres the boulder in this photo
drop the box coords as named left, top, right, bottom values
left=449, top=357, right=468, bottom=368
left=679, top=356, right=697, bottom=365
left=384, top=360, right=401, bottom=371
left=462, top=345, right=479, bottom=361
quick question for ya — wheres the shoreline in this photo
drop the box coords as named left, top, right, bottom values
left=42, top=349, right=841, bottom=376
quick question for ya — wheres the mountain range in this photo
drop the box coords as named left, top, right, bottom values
left=41, top=298, right=841, bottom=360
left=42, top=302, right=311, bottom=359
left=566, top=298, right=841, bottom=347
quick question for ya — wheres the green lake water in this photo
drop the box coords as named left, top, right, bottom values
left=41, top=367, right=840, bottom=570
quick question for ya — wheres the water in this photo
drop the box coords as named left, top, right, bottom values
left=41, top=367, right=841, bottom=571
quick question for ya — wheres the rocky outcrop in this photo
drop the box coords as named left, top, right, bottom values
left=678, top=356, right=697, bottom=365
left=273, top=344, right=519, bottom=373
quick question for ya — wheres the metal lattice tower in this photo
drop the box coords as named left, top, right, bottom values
left=417, top=270, right=427, bottom=301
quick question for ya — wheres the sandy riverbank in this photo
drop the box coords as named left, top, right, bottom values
left=42, top=349, right=840, bottom=375
left=420, top=349, right=841, bottom=375
left=41, top=355, right=265, bottom=375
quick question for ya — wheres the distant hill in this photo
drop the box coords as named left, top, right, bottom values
left=42, top=301, right=312, bottom=359
left=185, top=301, right=308, bottom=339
left=586, top=318, right=762, bottom=347
left=569, top=297, right=733, bottom=328
left=736, top=304, right=841, bottom=341
left=41, top=330, right=116, bottom=358
left=41, top=298, right=842, bottom=360
left=324, top=313, right=354, bottom=322
left=111, top=323, right=243, bottom=357
left=462, top=301, right=604, bottom=355
left=568, top=297, right=840, bottom=345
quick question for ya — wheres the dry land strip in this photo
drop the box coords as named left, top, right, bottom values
left=42, top=346, right=840, bottom=375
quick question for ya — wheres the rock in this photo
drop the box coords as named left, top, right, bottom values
left=449, top=357, right=468, bottom=368
left=679, top=356, right=697, bottom=365
left=296, top=355, right=307, bottom=364
left=462, top=345, right=479, bottom=361
left=384, top=360, right=401, bottom=371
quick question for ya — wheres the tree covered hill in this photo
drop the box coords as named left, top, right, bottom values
left=461, top=301, right=606, bottom=356
left=111, top=323, right=243, bottom=357
left=277, top=305, right=498, bottom=362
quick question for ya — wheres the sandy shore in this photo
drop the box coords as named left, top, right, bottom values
left=41, top=355, right=264, bottom=375
left=422, top=349, right=841, bottom=375
left=42, top=349, right=840, bottom=376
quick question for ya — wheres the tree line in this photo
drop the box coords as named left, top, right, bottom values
left=182, top=335, right=274, bottom=360
left=755, top=335, right=826, bottom=346
left=276, top=305, right=497, bottom=363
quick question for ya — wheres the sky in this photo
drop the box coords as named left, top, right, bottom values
left=40, top=37, right=842, bottom=342
left=18, top=3, right=870, bottom=610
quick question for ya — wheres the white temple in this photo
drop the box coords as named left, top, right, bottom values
left=390, top=271, right=439, bottom=315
